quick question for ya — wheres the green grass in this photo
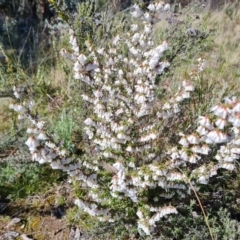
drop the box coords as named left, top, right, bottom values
left=0, top=156, right=67, bottom=200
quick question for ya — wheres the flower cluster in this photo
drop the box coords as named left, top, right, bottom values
left=137, top=206, right=178, bottom=236
left=158, top=79, right=195, bottom=119
left=62, top=2, right=192, bottom=235
left=167, top=96, right=240, bottom=185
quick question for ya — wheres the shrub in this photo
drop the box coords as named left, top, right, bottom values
left=9, top=1, right=240, bottom=237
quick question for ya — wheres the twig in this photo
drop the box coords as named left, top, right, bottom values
left=178, top=168, right=214, bottom=240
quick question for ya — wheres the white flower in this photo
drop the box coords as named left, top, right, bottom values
left=176, top=95, right=184, bottom=102
left=115, top=108, right=124, bottom=115
left=210, top=168, right=218, bottom=177
left=38, top=148, right=50, bottom=164
left=131, top=4, right=143, bottom=18
left=182, top=80, right=195, bottom=91
left=231, top=113, right=240, bottom=127
left=134, top=94, right=146, bottom=104
left=160, top=193, right=174, bottom=199
left=164, top=3, right=171, bottom=11
left=93, top=90, right=103, bottom=98
left=160, top=206, right=178, bottom=218
left=25, top=136, right=39, bottom=152
left=117, top=132, right=130, bottom=141
left=74, top=72, right=81, bottom=79
left=144, top=12, right=152, bottom=22
left=126, top=146, right=134, bottom=152
left=198, top=116, right=213, bottom=129
left=233, top=138, right=240, bottom=145
left=225, top=154, right=237, bottom=162
left=32, top=151, right=40, bottom=162
left=155, top=61, right=170, bottom=74
left=162, top=102, right=171, bottom=110
left=196, top=125, right=209, bottom=135
left=51, top=160, right=62, bottom=169
left=224, top=96, right=237, bottom=104
left=131, top=24, right=139, bottom=32
left=191, top=145, right=202, bottom=153
left=147, top=3, right=155, bottom=11
left=198, top=58, right=206, bottom=72
left=70, top=36, right=77, bottom=47
left=144, top=25, right=152, bottom=34
left=207, top=130, right=228, bottom=143
left=232, top=102, right=240, bottom=113
left=201, top=144, right=211, bottom=155
left=180, top=149, right=189, bottom=161
left=27, top=127, right=38, bottom=134
left=97, top=48, right=105, bottom=55
left=36, top=121, right=45, bottom=129
left=18, top=114, right=27, bottom=120
left=73, top=45, right=79, bottom=55
left=113, top=35, right=120, bottom=45
left=37, top=132, right=48, bottom=140
left=156, top=2, right=164, bottom=11
left=84, top=118, right=95, bottom=126
left=198, top=175, right=209, bottom=184
left=156, top=41, right=169, bottom=53
left=13, top=104, right=26, bottom=113
left=220, top=163, right=235, bottom=171
left=182, top=91, right=190, bottom=99
left=170, top=148, right=179, bottom=159
left=113, top=161, right=124, bottom=171
left=231, top=147, right=240, bottom=154
left=189, top=153, right=201, bottom=163
left=45, top=141, right=56, bottom=149
left=179, top=136, right=189, bottom=147
left=128, top=162, right=135, bottom=168
left=86, top=63, right=98, bottom=71
left=187, top=134, right=200, bottom=144
left=77, top=54, right=87, bottom=65
left=203, top=136, right=215, bottom=144
left=13, top=90, right=20, bottom=99
left=129, top=46, right=140, bottom=56
left=167, top=172, right=183, bottom=181
left=173, top=104, right=180, bottom=113
left=73, top=61, right=82, bottom=72
left=215, top=118, right=227, bottom=129
left=138, top=221, right=151, bottom=235
left=211, top=104, right=230, bottom=119
left=28, top=101, right=35, bottom=111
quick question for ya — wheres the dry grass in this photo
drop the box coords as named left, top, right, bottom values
left=0, top=97, right=13, bottom=132
left=200, top=2, right=240, bottom=99
left=154, top=1, right=240, bottom=109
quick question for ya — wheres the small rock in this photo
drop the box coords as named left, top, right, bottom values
left=5, top=218, right=21, bottom=229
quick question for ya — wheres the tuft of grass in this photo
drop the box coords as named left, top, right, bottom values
left=0, top=154, right=67, bottom=200
left=49, top=109, right=76, bottom=152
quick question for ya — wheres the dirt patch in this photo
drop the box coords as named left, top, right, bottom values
left=0, top=183, right=83, bottom=240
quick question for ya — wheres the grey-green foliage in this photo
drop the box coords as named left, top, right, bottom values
left=50, top=109, right=75, bottom=152
left=0, top=148, right=67, bottom=200
left=72, top=0, right=128, bottom=52
left=189, top=208, right=240, bottom=240
left=54, top=0, right=84, bottom=12
left=210, top=208, right=240, bottom=240
left=156, top=203, right=240, bottom=240
left=73, top=0, right=96, bottom=50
